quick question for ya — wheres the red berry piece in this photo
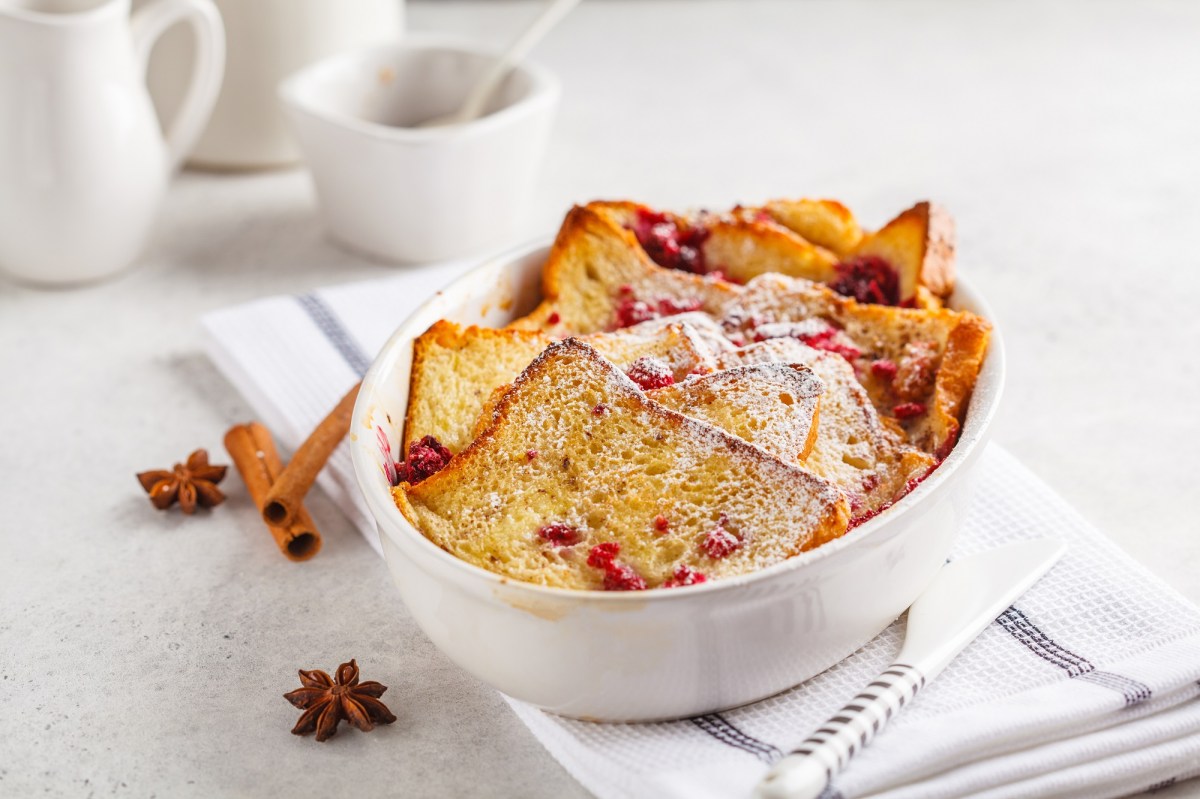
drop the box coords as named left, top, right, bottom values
left=654, top=514, right=670, bottom=533
left=614, top=296, right=657, bottom=328
left=404, top=435, right=453, bottom=484
left=628, top=210, right=711, bottom=275
left=664, top=564, right=707, bottom=587
left=602, top=561, right=648, bottom=591
left=587, top=542, right=621, bottom=569
left=800, top=327, right=862, bottom=362
left=892, top=402, right=927, bottom=419
left=701, top=523, right=741, bottom=559
left=537, top=523, right=580, bottom=547
left=871, top=359, right=898, bottom=381
left=657, top=296, right=703, bottom=316
left=626, top=357, right=676, bottom=390
left=830, top=255, right=901, bottom=306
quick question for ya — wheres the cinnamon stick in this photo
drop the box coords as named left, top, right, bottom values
left=224, top=422, right=322, bottom=562
left=262, top=382, right=360, bottom=530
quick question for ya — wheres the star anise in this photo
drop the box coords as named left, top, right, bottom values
left=136, top=449, right=228, bottom=514
left=284, top=659, right=397, bottom=742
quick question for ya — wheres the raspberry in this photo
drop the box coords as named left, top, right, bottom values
left=602, top=562, right=648, bottom=591
left=664, top=564, right=707, bottom=587
left=629, top=210, right=710, bottom=274
left=613, top=291, right=703, bottom=329
left=403, top=435, right=453, bottom=484
left=585, top=542, right=646, bottom=590
left=830, top=256, right=901, bottom=305
left=748, top=319, right=861, bottom=362
left=801, top=327, right=862, bottom=362
left=701, top=524, right=741, bottom=559
left=893, top=402, right=926, bottom=419
left=537, top=522, right=580, bottom=547
left=657, top=296, right=703, bottom=316
left=871, top=359, right=898, bottom=381
left=587, top=542, right=621, bottom=568
left=592, top=403, right=608, bottom=416
left=654, top=514, right=670, bottom=533
left=614, top=297, right=657, bottom=328
left=626, top=357, right=676, bottom=390
left=546, top=311, right=561, bottom=325
left=526, top=449, right=538, bottom=460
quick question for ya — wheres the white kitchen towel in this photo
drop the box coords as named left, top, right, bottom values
left=202, top=270, right=1200, bottom=799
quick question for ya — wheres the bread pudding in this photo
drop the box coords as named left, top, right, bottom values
left=391, top=198, right=991, bottom=591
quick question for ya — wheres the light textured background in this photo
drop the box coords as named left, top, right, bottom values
left=1, top=1, right=1197, bottom=797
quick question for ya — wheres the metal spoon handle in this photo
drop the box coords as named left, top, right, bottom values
left=453, top=0, right=581, bottom=123
left=755, top=663, right=926, bottom=799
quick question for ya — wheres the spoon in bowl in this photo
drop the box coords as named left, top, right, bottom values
left=417, top=0, right=581, bottom=128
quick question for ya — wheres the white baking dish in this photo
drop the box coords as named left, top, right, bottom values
left=350, top=240, right=1005, bottom=722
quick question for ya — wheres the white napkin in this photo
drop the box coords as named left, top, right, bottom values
left=202, top=270, right=1200, bottom=799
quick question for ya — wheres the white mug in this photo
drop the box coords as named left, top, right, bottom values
left=0, top=0, right=224, bottom=286
left=141, top=0, right=404, bottom=170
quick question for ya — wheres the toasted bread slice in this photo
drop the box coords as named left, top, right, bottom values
left=405, top=321, right=551, bottom=454
left=853, top=201, right=956, bottom=303
left=407, top=321, right=719, bottom=454
left=717, top=339, right=935, bottom=515
left=723, top=274, right=989, bottom=456
left=649, top=363, right=823, bottom=465
left=398, top=340, right=850, bottom=590
left=760, top=198, right=863, bottom=256
left=506, top=205, right=741, bottom=335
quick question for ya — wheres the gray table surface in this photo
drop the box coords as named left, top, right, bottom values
left=3, top=1, right=1198, bottom=796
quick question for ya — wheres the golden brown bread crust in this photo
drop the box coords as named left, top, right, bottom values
left=928, top=312, right=991, bottom=456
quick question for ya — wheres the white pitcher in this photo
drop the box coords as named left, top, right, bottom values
left=0, top=0, right=224, bottom=286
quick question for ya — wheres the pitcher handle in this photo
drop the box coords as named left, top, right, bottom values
left=132, top=0, right=225, bottom=172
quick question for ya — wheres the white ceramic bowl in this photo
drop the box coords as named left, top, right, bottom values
left=279, top=36, right=559, bottom=263
left=350, top=242, right=1005, bottom=721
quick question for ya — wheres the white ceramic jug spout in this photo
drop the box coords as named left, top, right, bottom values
left=0, top=0, right=224, bottom=286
